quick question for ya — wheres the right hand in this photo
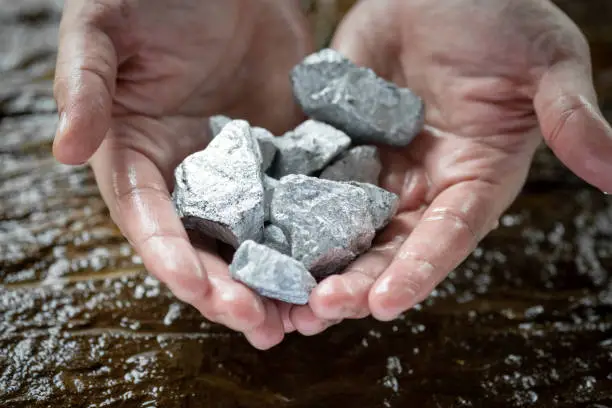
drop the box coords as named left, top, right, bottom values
left=52, top=0, right=313, bottom=349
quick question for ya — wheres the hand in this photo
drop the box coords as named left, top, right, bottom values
left=286, top=0, right=612, bottom=333
left=52, top=0, right=313, bottom=349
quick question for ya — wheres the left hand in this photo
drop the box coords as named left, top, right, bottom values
left=285, top=0, right=612, bottom=335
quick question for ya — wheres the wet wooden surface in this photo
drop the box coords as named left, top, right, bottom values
left=1, top=1, right=611, bottom=407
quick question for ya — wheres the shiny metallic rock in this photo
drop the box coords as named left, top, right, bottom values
left=210, top=116, right=277, bottom=172
left=291, top=48, right=425, bottom=146
left=252, top=126, right=278, bottom=172
left=173, top=120, right=265, bottom=247
left=229, top=240, right=316, bottom=305
left=320, top=145, right=382, bottom=185
left=270, top=174, right=375, bottom=278
left=262, top=224, right=291, bottom=256
left=209, top=115, right=232, bottom=138
left=269, top=119, right=351, bottom=178
left=263, top=175, right=279, bottom=222
left=350, top=182, right=399, bottom=231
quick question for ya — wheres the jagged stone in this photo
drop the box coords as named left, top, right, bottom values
left=262, top=224, right=291, bottom=256
left=320, top=145, right=382, bottom=185
left=173, top=120, right=265, bottom=247
left=229, top=240, right=316, bottom=305
left=209, top=115, right=232, bottom=138
left=209, top=115, right=277, bottom=172
left=263, top=175, right=279, bottom=222
left=269, top=119, right=351, bottom=178
left=252, top=127, right=278, bottom=172
left=291, top=48, right=425, bottom=146
left=270, top=174, right=375, bottom=278
left=350, top=182, right=399, bottom=231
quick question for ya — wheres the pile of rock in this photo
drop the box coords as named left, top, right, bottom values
left=172, top=49, right=425, bottom=305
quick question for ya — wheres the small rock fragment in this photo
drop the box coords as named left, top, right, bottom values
left=270, top=174, right=375, bottom=278
left=209, top=115, right=277, bottom=172
left=209, top=115, right=232, bottom=138
left=263, top=175, right=279, bottom=222
left=229, top=240, right=316, bottom=305
left=320, top=145, right=382, bottom=185
left=269, top=119, right=351, bottom=178
left=252, top=127, right=278, bottom=172
left=350, top=182, right=399, bottom=230
left=262, top=224, right=291, bottom=256
left=173, top=120, right=265, bottom=247
left=291, top=48, right=425, bottom=146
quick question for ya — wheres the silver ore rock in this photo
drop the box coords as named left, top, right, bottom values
left=173, top=120, right=265, bottom=247
left=320, top=145, right=382, bottom=185
left=229, top=240, right=317, bottom=305
left=270, top=174, right=376, bottom=278
left=290, top=48, right=425, bottom=147
left=269, top=119, right=351, bottom=178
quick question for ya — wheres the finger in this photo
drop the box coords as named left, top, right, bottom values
left=276, top=302, right=296, bottom=333
left=198, top=261, right=267, bottom=333
left=369, top=181, right=505, bottom=321
left=290, top=305, right=341, bottom=336
left=329, top=0, right=397, bottom=73
left=90, top=133, right=211, bottom=308
left=309, top=212, right=420, bottom=321
left=53, top=9, right=117, bottom=164
left=535, top=60, right=612, bottom=192
left=243, top=300, right=285, bottom=350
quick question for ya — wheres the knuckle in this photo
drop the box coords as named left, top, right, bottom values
left=424, top=206, right=476, bottom=238
left=85, top=0, right=132, bottom=25
left=546, top=95, right=585, bottom=147
left=115, top=184, right=171, bottom=209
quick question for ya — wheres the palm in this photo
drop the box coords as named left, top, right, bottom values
left=288, top=0, right=612, bottom=332
left=54, top=0, right=313, bottom=348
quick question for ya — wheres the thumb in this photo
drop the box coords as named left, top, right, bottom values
left=53, top=22, right=117, bottom=165
left=329, top=0, right=397, bottom=76
left=534, top=60, right=612, bottom=193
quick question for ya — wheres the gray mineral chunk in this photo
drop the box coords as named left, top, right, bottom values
left=173, top=120, right=265, bottom=247
left=229, top=240, right=316, bottom=305
left=320, top=145, right=382, bottom=185
left=262, top=224, right=291, bottom=256
left=270, top=174, right=375, bottom=278
left=210, top=116, right=277, bottom=172
left=263, top=175, right=279, bottom=222
left=252, top=127, right=278, bottom=172
left=350, top=182, right=399, bottom=231
left=291, top=48, right=425, bottom=147
left=209, top=115, right=232, bottom=138
left=269, top=119, right=351, bottom=178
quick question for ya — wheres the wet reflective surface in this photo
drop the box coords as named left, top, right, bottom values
left=1, top=1, right=611, bottom=407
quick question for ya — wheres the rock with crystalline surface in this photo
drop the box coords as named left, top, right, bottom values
left=270, top=174, right=375, bottom=278
left=229, top=240, right=316, bottom=305
left=320, top=145, right=381, bottom=185
left=210, top=116, right=277, bottom=172
left=173, top=120, right=265, bottom=247
left=269, top=119, right=351, bottom=178
left=350, top=182, right=399, bottom=231
left=209, top=115, right=232, bottom=138
left=291, top=48, right=425, bottom=147
left=252, top=127, right=278, bottom=172
left=262, top=175, right=279, bottom=222
left=262, top=224, right=291, bottom=256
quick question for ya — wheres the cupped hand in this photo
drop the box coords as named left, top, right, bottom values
left=287, top=0, right=612, bottom=334
left=52, top=0, right=313, bottom=349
